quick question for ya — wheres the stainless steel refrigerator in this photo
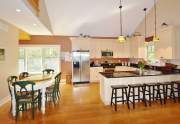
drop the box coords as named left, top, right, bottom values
left=72, top=50, right=90, bottom=84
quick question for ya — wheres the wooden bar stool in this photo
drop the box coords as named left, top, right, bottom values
left=158, top=82, right=176, bottom=104
left=172, top=81, right=180, bottom=102
left=144, top=83, right=163, bottom=106
left=110, top=85, right=129, bottom=111
left=128, top=84, right=146, bottom=109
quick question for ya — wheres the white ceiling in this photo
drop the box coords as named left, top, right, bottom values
left=0, top=0, right=155, bottom=36
left=0, top=0, right=51, bottom=35
left=45, top=0, right=155, bottom=37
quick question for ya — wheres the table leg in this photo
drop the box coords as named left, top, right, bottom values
left=11, top=88, right=16, bottom=117
left=41, top=88, right=46, bottom=114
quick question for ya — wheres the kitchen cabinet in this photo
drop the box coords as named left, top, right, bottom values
left=90, top=67, right=103, bottom=82
left=71, top=38, right=131, bottom=58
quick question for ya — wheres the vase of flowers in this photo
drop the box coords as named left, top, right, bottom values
left=138, top=61, right=145, bottom=75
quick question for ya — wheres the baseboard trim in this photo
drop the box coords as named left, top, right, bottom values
left=0, top=96, right=10, bottom=107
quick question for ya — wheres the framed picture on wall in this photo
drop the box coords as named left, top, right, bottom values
left=0, top=48, right=5, bottom=61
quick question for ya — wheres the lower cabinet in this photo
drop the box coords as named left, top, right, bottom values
left=90, top=67, right=103, bottom=83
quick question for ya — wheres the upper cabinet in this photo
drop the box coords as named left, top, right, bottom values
left=129, top=36, right=145, bottom=58
left=71, top=38, right=131, bottom=58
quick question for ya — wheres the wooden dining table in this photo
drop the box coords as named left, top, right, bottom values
left=11, top=74, right=55, bottom=117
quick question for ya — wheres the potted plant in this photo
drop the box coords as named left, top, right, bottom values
left=138, top=61, right=145, bottom=75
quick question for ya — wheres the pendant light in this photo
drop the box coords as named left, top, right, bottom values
left=144, top=0, right=159, bottom=42
left=153, top=0, right=159, bottom=42
left=118, top=0, right=126, bottom=43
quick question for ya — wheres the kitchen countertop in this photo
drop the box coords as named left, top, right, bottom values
left=100, top=69, right=180, bottom=78
left=99, top=69, right=180, bottom=105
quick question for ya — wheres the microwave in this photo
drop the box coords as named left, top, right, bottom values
left=101, top=51, right=113, bottom=57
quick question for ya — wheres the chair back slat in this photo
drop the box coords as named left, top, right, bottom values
left=7, top=76, right=18, bottom=96
left=12, top=81, right=35, bottom=100
left=53, top=73, right=61, bottom=92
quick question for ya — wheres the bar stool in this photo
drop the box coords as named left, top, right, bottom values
left=172, top=81, right=180, bottom=102
left=144, top=83, right=163, bottom=106
left=110, top=85, right=129, bottom=111
left=158, top=82, right=176, bottom=104
left=128, top=84, right=146, bottom=109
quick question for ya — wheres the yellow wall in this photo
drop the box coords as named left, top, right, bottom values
left=19, top=30, right=31, bottom=40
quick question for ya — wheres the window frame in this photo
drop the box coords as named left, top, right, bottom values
left=19, top=45, right=60, bottom=74
left=146, top=42, right=156, bottom=63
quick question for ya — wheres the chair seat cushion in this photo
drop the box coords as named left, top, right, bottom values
left=46, top=85, right=55, bottom=94
left=158, top=82, right=173, bottom=85
left=17, top=95, right=39, bottom=103
left=145, top=83, right=159, bottom=86
left=128, top=84, right=143, bottom=87
left=111, top=85, right=128, bottom=89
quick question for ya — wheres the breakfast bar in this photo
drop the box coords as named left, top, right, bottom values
left=99, top=69, right=180, bottom=105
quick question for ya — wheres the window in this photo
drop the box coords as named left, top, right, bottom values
left=146, top=43, right=155, bottom=63
left=19, top=46, right=60, bottom=74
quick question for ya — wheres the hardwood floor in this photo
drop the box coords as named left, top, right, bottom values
left=1, top=83, right=180, bottom=124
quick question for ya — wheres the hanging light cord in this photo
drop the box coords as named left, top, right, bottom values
left=154, top=0, right=157, bottom=37
left=144, top=8, right=147, bottom=38
left=119, top=0, right=123, bottom=36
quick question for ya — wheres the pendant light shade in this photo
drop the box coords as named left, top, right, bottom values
left=118, top=0, right=126, bottom=43
left=153, top=36, right=159, bottom=42
left=118, top=35, right=126, bottom=42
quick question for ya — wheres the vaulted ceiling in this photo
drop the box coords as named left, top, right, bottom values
left=45, top=0, right=155, bottom=37
left=0, top=0, right=155, bottom=37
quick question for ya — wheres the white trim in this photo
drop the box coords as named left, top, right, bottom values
left=0, top=96, right=10, bottom=107
left=19, top=44, right=60, bottom=48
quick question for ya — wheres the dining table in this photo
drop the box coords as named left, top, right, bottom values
left=11, top=74, right=55, bottom=117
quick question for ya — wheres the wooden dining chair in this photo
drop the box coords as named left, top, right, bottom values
left=7, top=76, right=18, bottom=113
left=19, top=72, right=29, bottom=80
left=45, top=73, right=61, bottom=105
left=42, top=69, right=54, bottom=75
left=12, top=81, right=39, bottom=120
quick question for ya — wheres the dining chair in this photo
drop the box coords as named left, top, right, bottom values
left=42, top=69, right=54, bottom=75
left=7, top=76, right=18, bottom=113
left=12, top=81, right=39, bottom=120
left=45, top=73, right=61, bottom=105
left=19, top=72, right=29, bottom=80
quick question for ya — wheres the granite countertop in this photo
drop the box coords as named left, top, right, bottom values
left=100, top=69, right=180, bottom=78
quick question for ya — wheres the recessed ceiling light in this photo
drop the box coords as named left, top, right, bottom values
left=15, top=9, right=21, bottom=12
left=33, top=23, right=37, bottom=26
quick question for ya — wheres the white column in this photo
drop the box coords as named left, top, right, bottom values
left=11, top=87, right=16, bottom=116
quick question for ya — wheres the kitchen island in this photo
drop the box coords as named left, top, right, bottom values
left=99, top=69, right=180, bottom=105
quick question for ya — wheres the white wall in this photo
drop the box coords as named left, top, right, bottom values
left=71, top=38, right=131, bottom=58
left=0, top=19, right=19, bottom=104
left=133, top=0, right=180, bottom=60
left=136, top=0, right=180, bottom=37
left=131, top=26, right=180, bottom=60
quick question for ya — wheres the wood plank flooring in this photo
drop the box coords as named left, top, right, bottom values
left=1, top=83, right=180, bottom=124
